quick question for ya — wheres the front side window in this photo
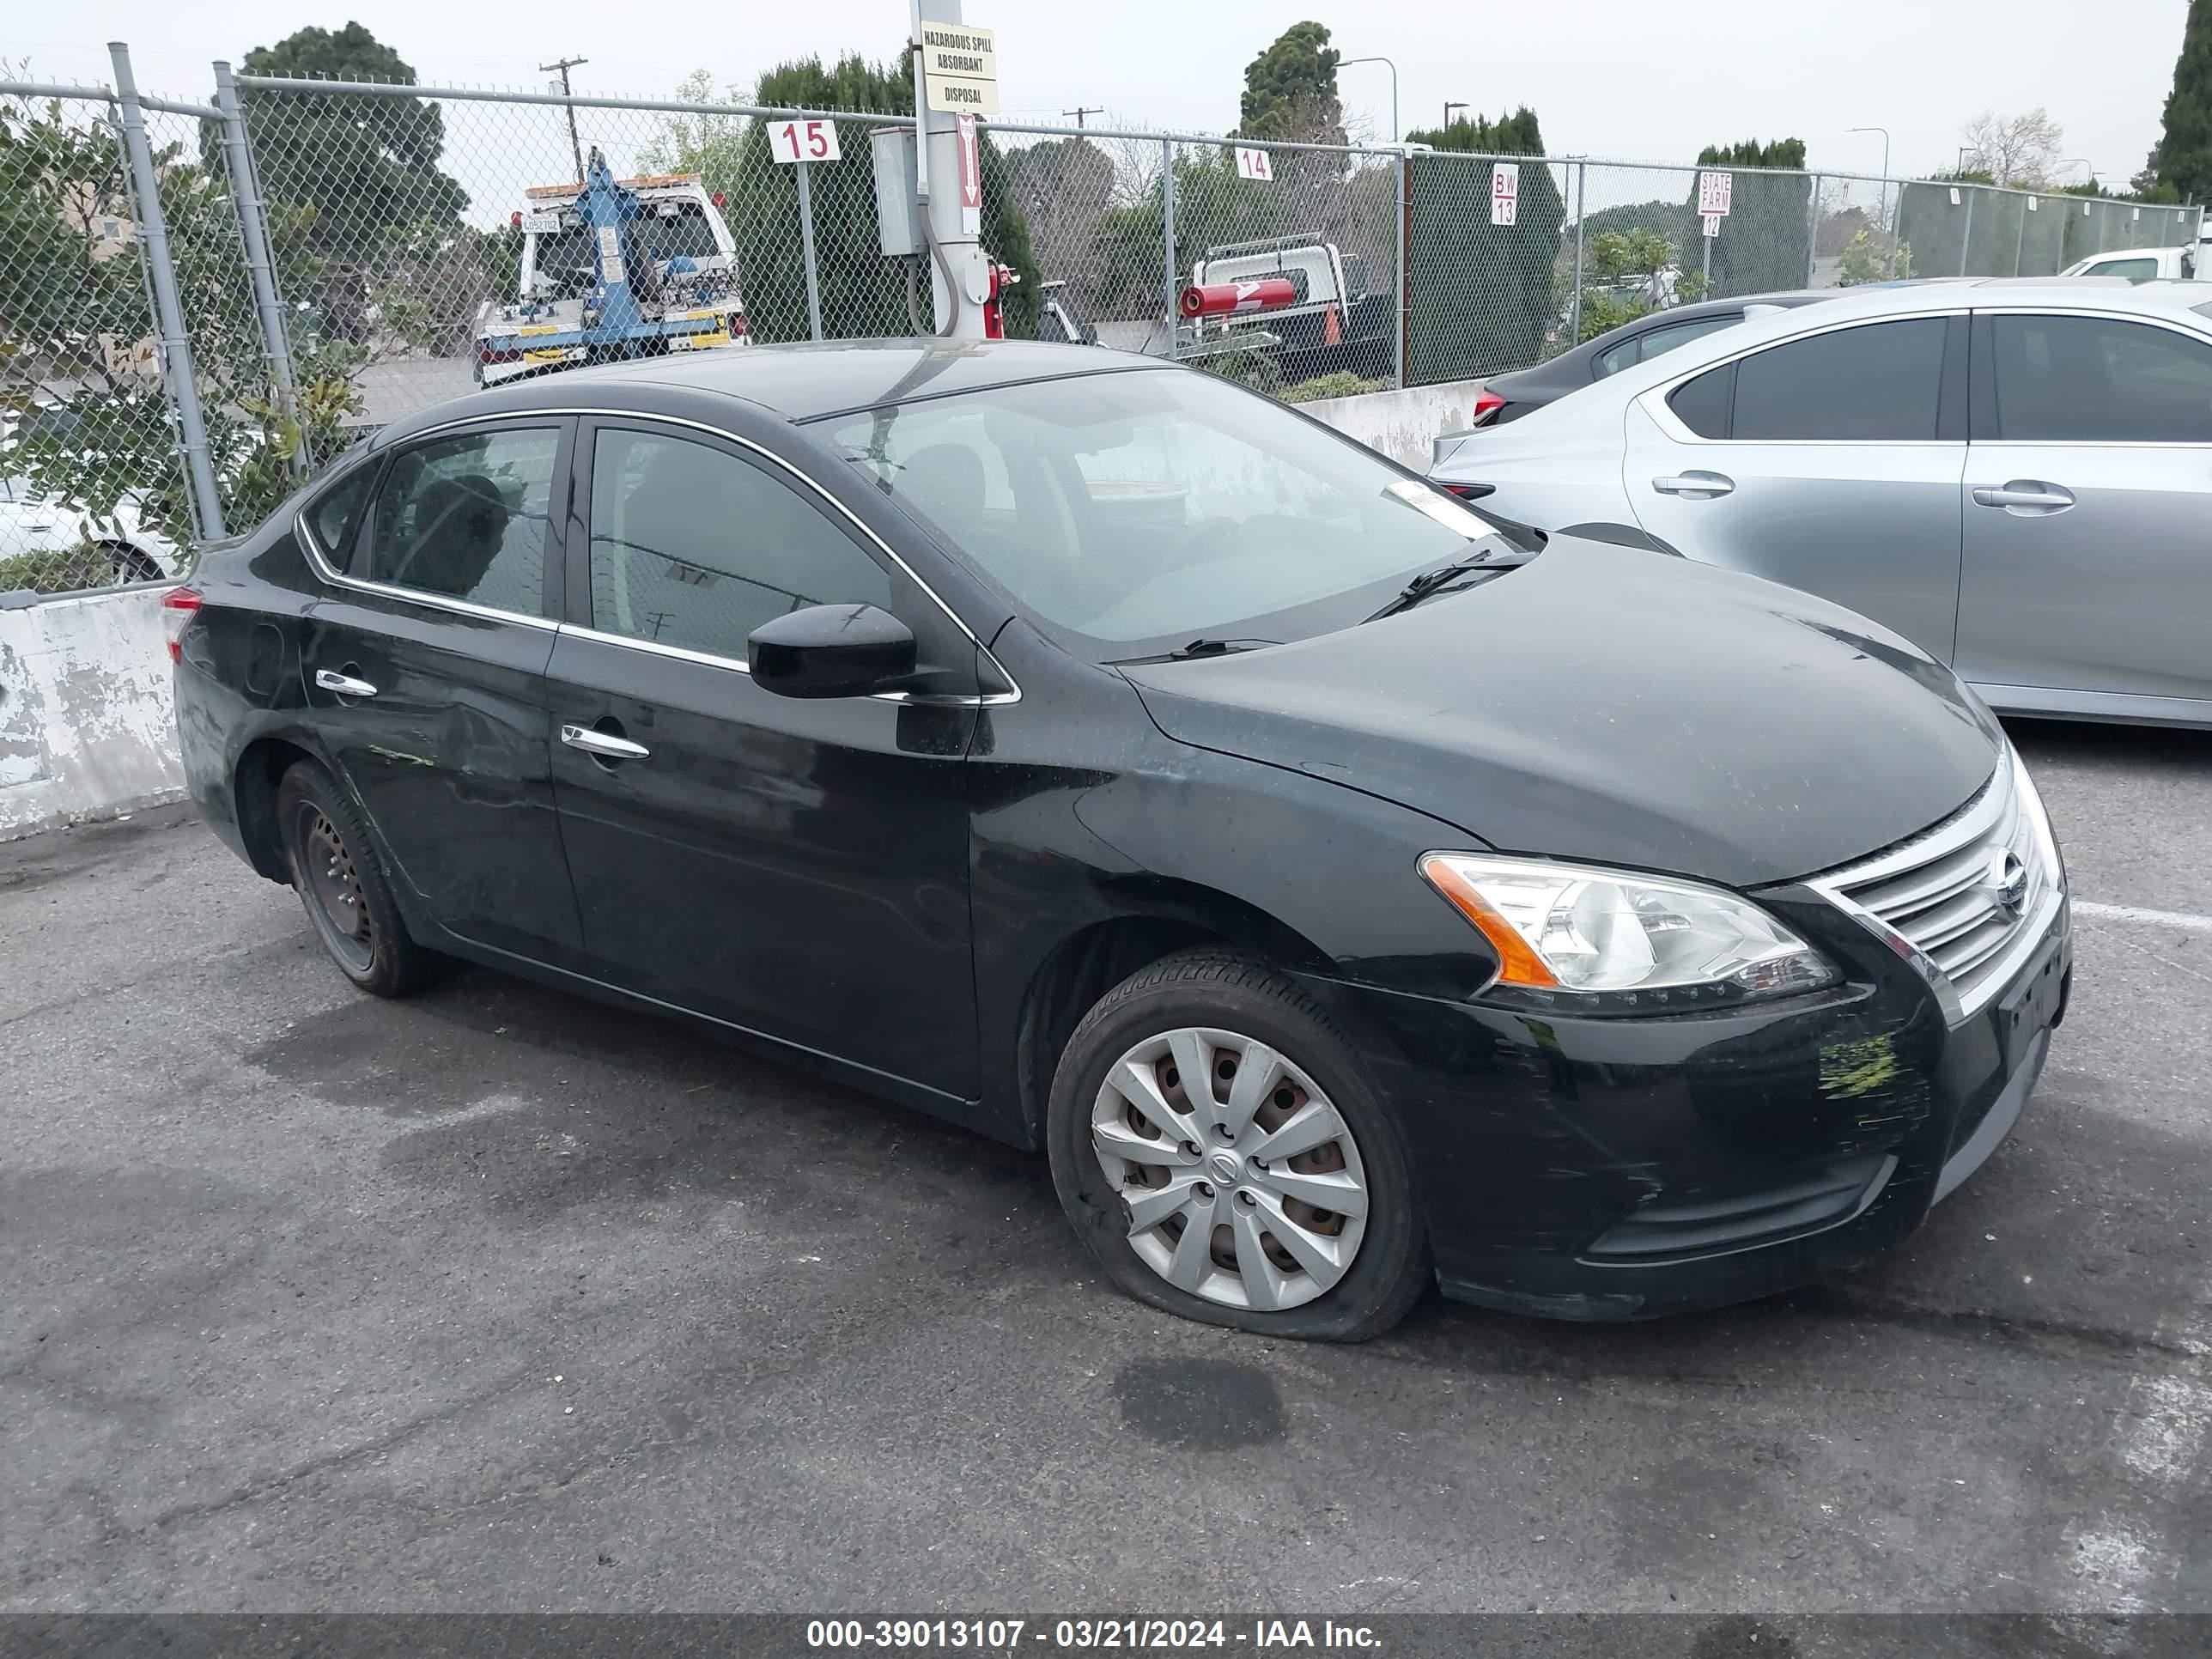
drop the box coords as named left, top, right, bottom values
left=824, top=368, right=1514, bottom=653
left=1991, top=313, right=2212, bottom=443
left=2094, top=257, right=2160, bottom=283
left=362, top=427, right=561, bottom=614
left=586, top=428, right=891, bottom=660
left=1730, top=318, right=1948, bottom=441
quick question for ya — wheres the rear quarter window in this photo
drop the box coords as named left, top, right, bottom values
left=306, top=464, right=377, bottom=563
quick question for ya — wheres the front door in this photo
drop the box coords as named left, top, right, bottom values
left=301, top=417, right=584, bottom=965
left=1628, top=313, right=1969, bottom=660
left=544, top=416, right=981, bottom=1103
left=1956, top=309, right=2212, bottom=704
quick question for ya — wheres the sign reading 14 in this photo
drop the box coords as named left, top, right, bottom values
left=770, top=119, right=842, bottom=164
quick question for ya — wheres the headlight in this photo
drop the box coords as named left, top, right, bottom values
left=1419, top=852, right=1838, bottom=1012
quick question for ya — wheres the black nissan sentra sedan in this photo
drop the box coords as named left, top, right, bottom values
left=168, top=341, right=2070, bottom=1340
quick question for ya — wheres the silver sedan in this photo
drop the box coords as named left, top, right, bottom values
left=1431, top=280, right=2212, bottom=729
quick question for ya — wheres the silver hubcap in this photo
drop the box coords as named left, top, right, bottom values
left=1090, top=1025, right=1370, bottom=1313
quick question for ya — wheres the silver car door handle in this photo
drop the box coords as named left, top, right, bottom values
left=1652, top=472, right=1735, bottom=499
left=561, top=724, right=651, bottom=762
left=313, top=669, right=379, bottom=698
left=1972, top=484, right=2075, bottom=511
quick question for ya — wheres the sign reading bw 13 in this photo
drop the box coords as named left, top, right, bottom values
left=921, top=22, right=999, bottom=116
left=1491, top=161, right=1519, bottom=227
left=770, top=119, right=842, bottom=164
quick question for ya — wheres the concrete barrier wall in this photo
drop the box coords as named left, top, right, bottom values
left=0, top=586, right=185, bottom=841
left=0, top=377, right=1486, bottom=842
left=1299, top=376, right=1486, bottom=470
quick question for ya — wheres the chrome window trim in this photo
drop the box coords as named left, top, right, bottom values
left=297, top=404, right=1022, bottom=704
left=1638, top=306, right=1969, bottom=448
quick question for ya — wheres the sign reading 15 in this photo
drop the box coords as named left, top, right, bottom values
left=771, top=119, right=842, bottom=164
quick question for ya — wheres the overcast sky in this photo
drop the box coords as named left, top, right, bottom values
left=15, top=0, right=2193, bottom=188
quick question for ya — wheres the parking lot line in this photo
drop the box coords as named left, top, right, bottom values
left=2072, top=900, right=2212, bottom=932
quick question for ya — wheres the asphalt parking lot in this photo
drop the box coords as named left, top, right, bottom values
left=3, top=718, right=2209, bottom=1617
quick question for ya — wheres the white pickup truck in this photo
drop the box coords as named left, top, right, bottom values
left=2061, top=240, right=2204, bottom=283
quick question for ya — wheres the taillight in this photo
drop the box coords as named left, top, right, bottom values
left=728, top=312, right=748, bottom=337
left=1440, top=482, right=1495, bottom=501
left=161, top=586, right=201, bottom=663
left=1471, top=389, right=1508, bottom=426
left=477, top=342, right=522, bottom=365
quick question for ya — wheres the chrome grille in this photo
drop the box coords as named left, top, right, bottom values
left=1816, top=757, right=2055, bottom=1016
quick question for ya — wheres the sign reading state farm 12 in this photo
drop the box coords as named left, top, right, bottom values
left=921, top=22, right=998, bottom=117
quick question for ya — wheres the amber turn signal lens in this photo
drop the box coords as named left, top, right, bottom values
left=1418, top=853, right=1560, bottom=988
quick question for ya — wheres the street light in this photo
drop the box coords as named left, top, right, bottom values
left=1340, top=56, right=1399, bottom=145
left=2059, top=156, right=2097, bottom=186
left=1443, top=100, right=1468, bottom=136
left=1849, top=125, right=1896, bottom=276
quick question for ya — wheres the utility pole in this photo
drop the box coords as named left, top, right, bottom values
left=542, top=55, right=588, bottom=182
left=1062, top=106, right=1103, bottom=130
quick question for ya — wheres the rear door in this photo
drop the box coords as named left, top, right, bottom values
left=543, top=416, right=982, bottom=1103
left=1955, top=307, right=2212, bottom=704
left=1626, top=313, right=1970, bottom=659
left=300, top=417, right=584, bottom=964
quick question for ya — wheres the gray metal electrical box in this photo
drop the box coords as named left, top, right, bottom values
left=871, top=127, right=923, bottom=258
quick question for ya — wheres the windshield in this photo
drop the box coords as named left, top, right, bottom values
left=823, top=368, right=1514, bottom=654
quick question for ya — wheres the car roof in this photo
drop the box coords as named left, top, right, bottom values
left=371, top=339, right=1159, bottom=448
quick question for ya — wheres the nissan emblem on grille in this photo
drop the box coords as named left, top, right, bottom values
left=1984, top=850, right=2029, bottom=919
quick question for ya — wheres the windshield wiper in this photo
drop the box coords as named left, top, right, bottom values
left=1114, top=636, right=1280, bottom=665
left=1363, top=556, right=1500, bottom=623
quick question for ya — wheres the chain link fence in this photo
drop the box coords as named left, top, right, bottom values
left=5, top=47, right=2207, bottom=597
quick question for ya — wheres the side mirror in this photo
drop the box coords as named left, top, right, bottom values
left=748, top=604, right=917, bottom=699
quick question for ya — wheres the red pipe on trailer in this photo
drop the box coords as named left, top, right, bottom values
left=1178, top=277, right=1298, bottom=319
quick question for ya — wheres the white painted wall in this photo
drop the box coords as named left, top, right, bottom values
left=1298, top=376, right=1488, bottom=470
left=0, top=586, right=185, bottom=841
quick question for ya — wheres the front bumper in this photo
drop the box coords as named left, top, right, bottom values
left=1299, top=892, right=2070, bottom=1321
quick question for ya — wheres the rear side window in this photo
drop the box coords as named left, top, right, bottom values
left=1730, top=319, right=1948, bottom=441
left=362, top=426, right=562, bottom=614
left=1990, top=314, right=2212, bottom=443
left=307, top=464, right=375, bottom=561
left=2092, top=257, right=2160, bottom=283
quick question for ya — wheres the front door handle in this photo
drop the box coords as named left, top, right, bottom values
left=1972, top=482, right=2075, bottom=514
left=1652, top=471, right=1735, bottom=499
left=313, top=668, right=379, bottom=698
left=561, top=723, right=651, bottom=762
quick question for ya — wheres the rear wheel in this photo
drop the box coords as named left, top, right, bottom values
left=98, top=541, right=166, bottom=585
left=1047, top=951, right=1428, bottom=1341
left=276, top=760, right=434, bottom=998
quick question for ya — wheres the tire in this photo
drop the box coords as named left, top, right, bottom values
left=1047, top=950, right=1429, bottom=1341
left=99, top=541, right=166, bottom=586
left=276, top=759, right=435, bottom=998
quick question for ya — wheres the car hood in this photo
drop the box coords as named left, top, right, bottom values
left=1121, top=536, right=2002, bottom=890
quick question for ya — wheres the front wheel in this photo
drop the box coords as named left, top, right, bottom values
left=1047, top=951, right=1429, bottom=1341
left=276, top=760, right=435, bottom=998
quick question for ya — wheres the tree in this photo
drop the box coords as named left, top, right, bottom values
left=3, top=84, right=363, bottom=567
left=691, top=53, right=1039, bottom=343
left=1959, top=108, right=2063, bottom=187
left=1684, top=138, right=1810, bottom=295
left=1400, top=108, right=1561, bottom=385
left=2152, top=0, right=2212, bottom=204
left=1236, top=22, right=1343, bottom=145
left=226, top=24, right=470, bottom=349
left=1001, top=137, right=1115, bottom=314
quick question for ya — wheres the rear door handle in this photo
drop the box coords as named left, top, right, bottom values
left=561, top=723, right=651, bottom=762
left=313, top=668, right=379, bottom=698
left=1652, top=471, right=1735, bottom=499
left=1972, top=483, right=2075, bottom=513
